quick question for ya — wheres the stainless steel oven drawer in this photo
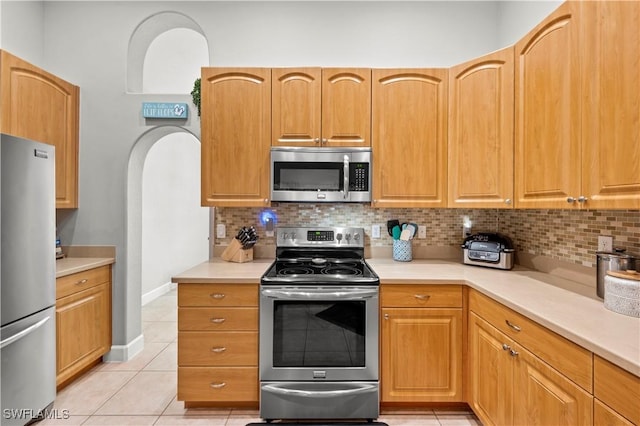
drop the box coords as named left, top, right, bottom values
left=260, top=381, right=379, bottom=421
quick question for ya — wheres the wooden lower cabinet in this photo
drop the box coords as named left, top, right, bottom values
left=594, top=399, right=635, bottom=426
left=177, top=283, right=259, bottom=405
left=55, top=266, right=112, bottom=388
left=594, top=355, right=640, bottom=425
left=469, top=311, right=592, bottom=426
left=380, top=285, right=463, bottom=403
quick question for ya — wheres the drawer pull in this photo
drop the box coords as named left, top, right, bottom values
left=509, top=349, right=519, bottom=357
left=209, top=382, right=226, bottom=389
left=505, top=320, right=521, bottom=332
left=502, top=343, right=511, bottom=351
left=75, top=279, right=89, bottom=285
left=414, top=294, right=431, bottom=301
left=210, top=318, right=226, bottom=324
left=211, top=347, right=227, bottom=353
left=210, top=293, right=226, bottom=299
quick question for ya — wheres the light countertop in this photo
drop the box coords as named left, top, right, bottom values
left=56, top=257, right=115, bottom=278
left=172, top=258, right=640, bottom=377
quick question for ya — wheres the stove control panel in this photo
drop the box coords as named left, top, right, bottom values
left=276, top=226, right=365, bottom=248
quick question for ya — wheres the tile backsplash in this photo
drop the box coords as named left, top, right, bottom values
left=215, top=205, right=639, bottom=268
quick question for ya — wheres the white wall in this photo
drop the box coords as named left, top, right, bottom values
left=0, top=0, right=44, bottom=65
left=2, top=0, right=554, bottom=356
left=141, top=134, right=208, bottom=297
left=497, top=1, right=563, bottom=47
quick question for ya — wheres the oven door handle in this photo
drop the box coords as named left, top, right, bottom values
left=262, top=383, right=377, bottom=398
left=261, top=288, right=378, bottom=300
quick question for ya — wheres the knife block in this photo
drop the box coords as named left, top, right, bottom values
left=221, top=238, right=253, bottom=263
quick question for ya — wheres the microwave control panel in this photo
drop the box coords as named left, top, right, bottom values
left=349, top=163, right=369, bottom=191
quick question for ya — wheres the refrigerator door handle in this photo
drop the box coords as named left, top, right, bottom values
left=0, top=316, right=51, bottom=349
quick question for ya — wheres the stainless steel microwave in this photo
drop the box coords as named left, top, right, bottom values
left=270, top=147, right=372, bottom=203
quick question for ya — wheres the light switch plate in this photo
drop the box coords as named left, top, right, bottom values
left=371, top=225, right=381, bottom=239
left=598, top=235, right=613, bottom=252
left=216, top=224, right=226, bottom=239
left=418, top=226, right=427, bottom=239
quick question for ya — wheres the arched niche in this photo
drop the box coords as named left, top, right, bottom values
left=127, top=11, right=208, bottom=93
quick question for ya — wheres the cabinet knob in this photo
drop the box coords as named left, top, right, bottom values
left=577, top=196, right=588, bottom=203
left=502, top=343, right=511, bottom=351
left=210, top=318, right=226, bottom=324
left=75, top=279, right=89, bottom=285
left=566, top=197, right=576, bottom=203
left=509, top=349, right=519, bottom=357
left=505, top=198, right=512, bottom=205
left=210, top=293, right=226, bottom=299
left=384, top=313, right=389, bottom=320
left=414, top=294, right=431, bottom=301
left=314, top=138, right=320, bottom=144
left=322, top=138, right=328, bottom=145
left=209, top=382, right=226, bottom=389
left=211, top=347, right=227, bottom=353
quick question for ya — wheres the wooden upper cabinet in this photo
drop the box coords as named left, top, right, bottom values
left=200, top=68, right=271, bottom=207
left=272, top=68, right=321, bottom=146
left=448, top=47, right=514, bottom=209
left=322, top=68, right=371, bottom=147
left=0, top=50, right=79, bottom=209
left=372, top=69, right=448, bottom=208
left=514, top=2, right=582, bottom=209
left=581, top=1, right=640, bottom=209
left=272, top=67, right=370, bottom=147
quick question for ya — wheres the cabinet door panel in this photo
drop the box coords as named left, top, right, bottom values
left=468, top=312, right=513, bottom=426
left=514, top=2, right=581, bottom=208
left=381, top=308, right=462, bottom=402
left=272, top=68, right=321, bottom=146
left=56, top=282, right=111, bottom=385
left=581, top=1, right=640, bottom=209
left=449, top=47, right=514, bottom=208
left=322, top=68, right=371, bottom=147
left=201, top=68, right=271, bottom=206
left=513, top=344, right=592, bottom=426
left=1, top=50, right=79, bottom=208
left=372, top=69, right=448, bottom=207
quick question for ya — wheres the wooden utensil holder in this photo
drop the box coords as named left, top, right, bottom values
left=221, top=238, right=253, bottom=263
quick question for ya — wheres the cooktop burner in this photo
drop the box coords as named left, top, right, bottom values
left=261, top=226, right=379, bottom=285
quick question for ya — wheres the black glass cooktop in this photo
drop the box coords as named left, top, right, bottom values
left=261, top=256, right=379, bottom=284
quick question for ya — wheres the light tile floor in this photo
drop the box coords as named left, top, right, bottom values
left=42, top=289, right=480, bottom=426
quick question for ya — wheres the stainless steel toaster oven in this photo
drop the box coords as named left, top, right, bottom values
left=462, top=232, right=515, bottom=270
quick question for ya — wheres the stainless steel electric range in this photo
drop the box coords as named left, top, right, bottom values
left=259, top=226, right=380, bottom=422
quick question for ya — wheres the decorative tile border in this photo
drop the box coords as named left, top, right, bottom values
left=215, top=205, right=639, bottom=268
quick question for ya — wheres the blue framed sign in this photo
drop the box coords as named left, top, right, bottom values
left=142, top=102, right=188, bottom=119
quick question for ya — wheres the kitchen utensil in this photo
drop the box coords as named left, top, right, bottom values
left=596, top=249, right=637, bottom=298
left=392, top=225, right=401, bottom=240
left=387, top=220, right=400, bottom=237
left=406, top=224, right=416, bottom=239
left=400, top=229, right=412, bottom=241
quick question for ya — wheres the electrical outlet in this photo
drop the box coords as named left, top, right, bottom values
left=418, top=225, right=427, bottom=239
left=216, top=224, right=226, bottom=239
left=598, top=235, right=613, bottom=252
left=371, top=225, right=381, bottom=239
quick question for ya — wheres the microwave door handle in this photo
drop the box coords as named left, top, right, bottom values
left=343, top=155, right=349, bottom=199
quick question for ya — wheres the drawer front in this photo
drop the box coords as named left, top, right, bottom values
left=178, top=284, right=258, bottom=307
left=178, top=366, right=258, bottom=402
left=381, top=284, right=462, bottom=308
left=56, top=266, right=111, bottom=299
left=469, top=290, right=593, bottom=392
left=178, top=331, right=258, bottom=366
left=594, top=356, right=640, bottom=425
left=594, top=399, right=635, bottom=426
left=178, top=307, right=258, bottom=331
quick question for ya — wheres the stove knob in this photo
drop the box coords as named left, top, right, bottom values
left=283, top=232, right=289, bottom=240
left=290, top=232, right=296, bottom=241
left=345, top=233, right=352, bottom=243
left=336, top=233, right=343, bottom=244
left=353, top=233, right=360, bottom=241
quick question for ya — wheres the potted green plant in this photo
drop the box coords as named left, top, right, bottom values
left=191, top=78, right=201, bottom=116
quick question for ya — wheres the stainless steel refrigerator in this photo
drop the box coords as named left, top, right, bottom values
left=1, top=134, right=56, bottom=425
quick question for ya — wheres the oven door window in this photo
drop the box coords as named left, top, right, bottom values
left=273, top=162, right=343, bottom=192
left=273, top=301, right=365, bottom=367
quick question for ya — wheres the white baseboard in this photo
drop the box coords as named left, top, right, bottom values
left=103, top=333, right=144, bottom=362
left=141, top=281, right=177, bottom=306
